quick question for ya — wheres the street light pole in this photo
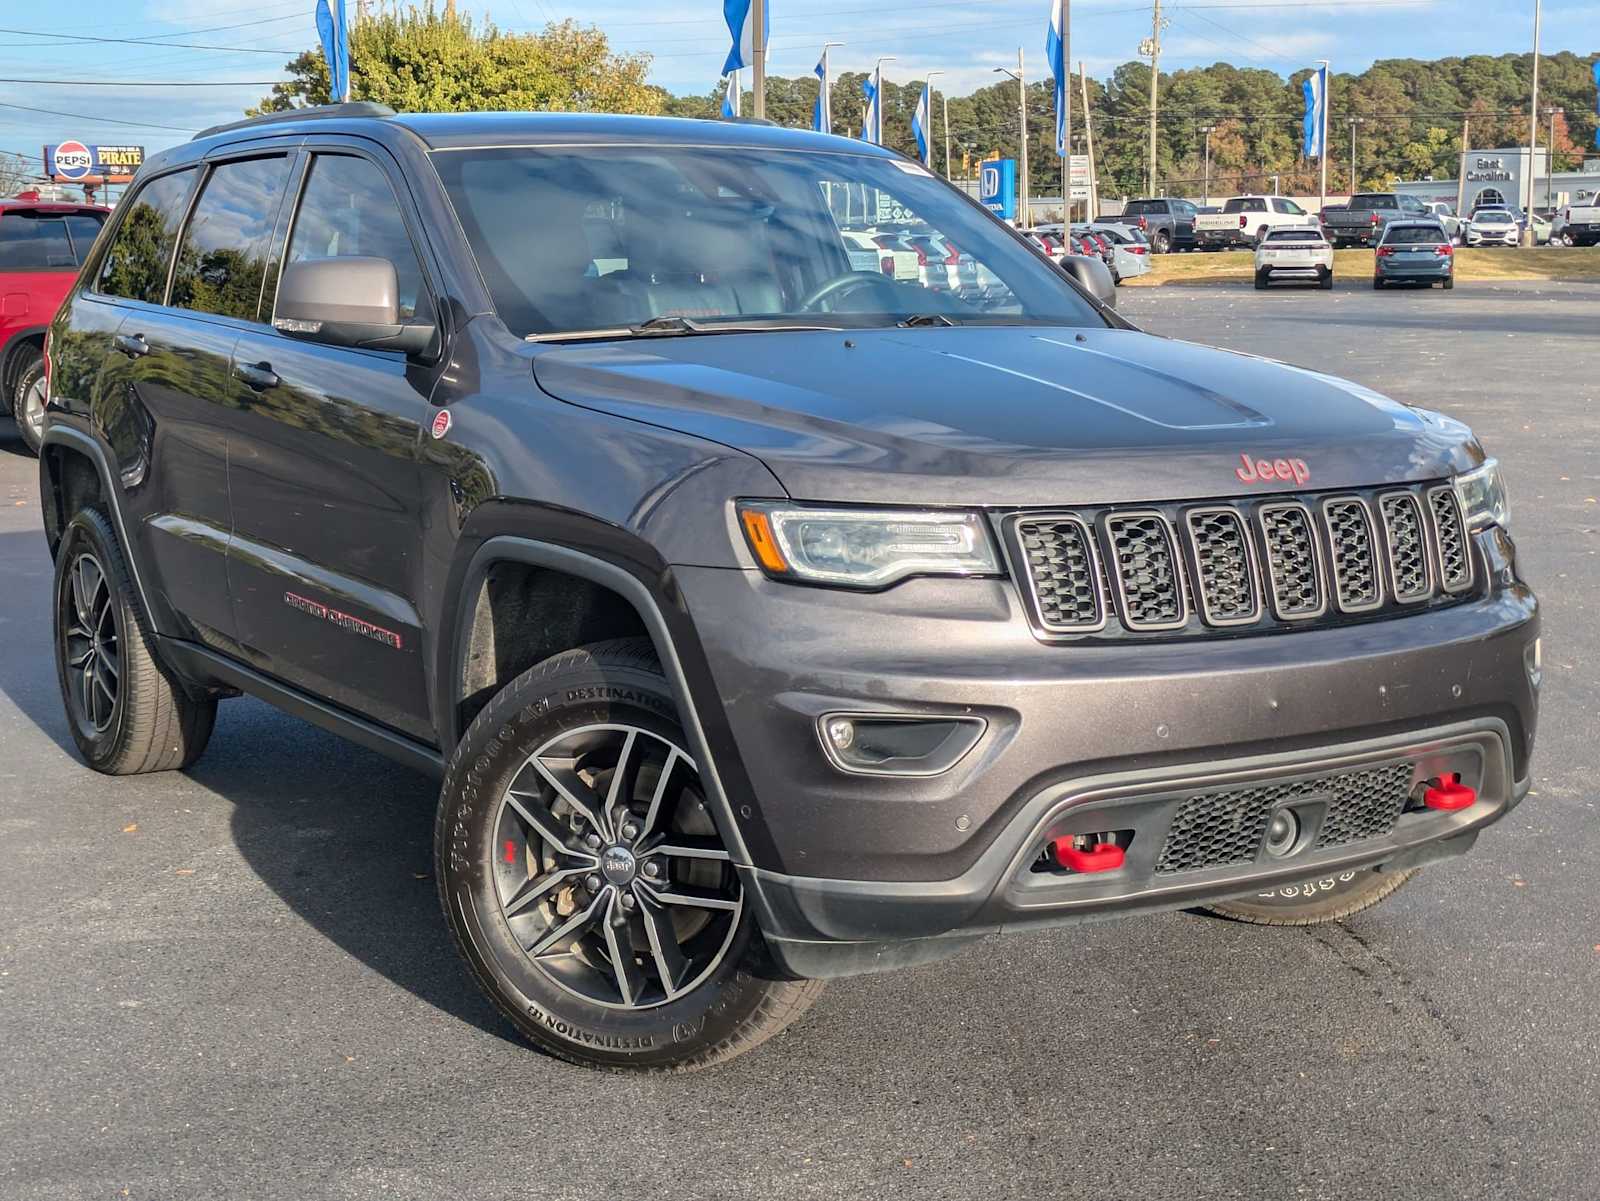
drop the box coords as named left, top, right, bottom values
left=943, top=91, right=951, bottom=180
left=1547, top=106, right=1563, bottom=210
left=995, top=53, right=1029, bottom=226
left=1199, top=124, right=1215, bottom=206
left=1522, top=0, right=1541, bottom=246
left=874, top=56, right=896, bottom=146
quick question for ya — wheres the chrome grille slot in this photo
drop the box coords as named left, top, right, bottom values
left=1323, top=497, right=1383, bottom=613
left=1427, top=485, right=1473, bottom=593
left=1258, top=503, right=1325, bottom=619
left=1103, top=512, right=1186, bottom=630
left=1380, top=492, right=1433, bottom=602
left=1015, top=517, right=1104, bottom=631
left=1185, top=507, right=1259, bottom=626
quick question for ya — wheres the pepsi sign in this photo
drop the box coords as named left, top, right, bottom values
left=43, top=143, right=145, bottom=183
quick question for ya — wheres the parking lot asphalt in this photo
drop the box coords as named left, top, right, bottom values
left=1, top=281, right=1596, bottom=1201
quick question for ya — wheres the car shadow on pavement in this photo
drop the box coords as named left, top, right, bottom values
left=188, top=701, right=522, bottom=1044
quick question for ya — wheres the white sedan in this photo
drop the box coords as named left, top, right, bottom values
left=1253, top=227, right=1334, bottom=289
left=1465, top=209, right=1520, bottom=247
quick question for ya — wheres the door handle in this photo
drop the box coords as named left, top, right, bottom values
left=113, top=333, right=149, bottom=359
left=234, top=361, right=280, bottom=391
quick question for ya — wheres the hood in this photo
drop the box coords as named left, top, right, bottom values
left=532, top=326, right=1477, bottom=506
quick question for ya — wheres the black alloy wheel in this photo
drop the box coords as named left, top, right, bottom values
left=60, top=550, right=120, bottom=737
left=492, top=721, right=743, bottom=1010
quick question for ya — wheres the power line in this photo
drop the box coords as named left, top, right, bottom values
left=0, top=99, right=197, bottom=131
left=0, top=28, right=293, bottom=53
left=0, top=77, right=284, bottom=86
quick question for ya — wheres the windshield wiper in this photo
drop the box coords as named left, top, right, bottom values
left=897, top=312, right=958, bottom=327
left=629, top=315, right=843, bottom=337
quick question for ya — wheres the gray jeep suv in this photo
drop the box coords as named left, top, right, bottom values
left=38, top=104, right=1539, bottom=1071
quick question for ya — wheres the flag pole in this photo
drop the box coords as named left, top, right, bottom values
left=1317, top=59, right=1329, bottom=215
left=751, top=0, right=766, bottom=118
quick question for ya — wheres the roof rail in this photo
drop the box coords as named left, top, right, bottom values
left=193, top=101, right=397, bottom=141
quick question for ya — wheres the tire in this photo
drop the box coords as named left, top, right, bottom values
left=1153, top=230, right=1171, bottom=254
left=1372, top=275, right=1384, bottom=290
left=1319, top=269, right=1333, bottom=290
left=1254, top=270, right=1268, bottom=290
left=1204, top=867, right=1420, bottom=926
left=53, top=508, right=216, bottom=774
left=435, top=638, right=823, bottom=1072
left=10, top=345, right=45, bottom=456
left=1443, top=276, right=1454, bottom=290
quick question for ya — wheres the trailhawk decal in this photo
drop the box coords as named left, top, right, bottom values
left=1235, top=452, right=1311, bottom=486
left=283, top=591, right=404, bottom=650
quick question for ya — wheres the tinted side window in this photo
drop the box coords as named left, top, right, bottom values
left=1174, top=201, right=1197, bottom=217
left=0, top=212, right=76, bottom=271
left=98, top=170, right=197, bottom=303
left=170, top=156, right=292, bottom=321
left=63, top=213, right=106, bottom=264
left=281, top=154, right=429, bottom=321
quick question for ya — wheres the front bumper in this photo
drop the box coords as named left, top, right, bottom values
left=1467, top=229, right=1518, bottom=246
left=674, top=531, right=1539, bottom=976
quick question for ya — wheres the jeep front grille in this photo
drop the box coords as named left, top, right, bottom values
left=1006, top=480, right=1475, bottom=641
left=1155, top=762, right=1415, bottom=874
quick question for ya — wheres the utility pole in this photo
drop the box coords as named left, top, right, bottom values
left=751, top=0, right=766, bottom=119
left=1456, top=116, right=1471, bottom=216
left=1080, top=62, right=1099, bottom=219
left=1199, top=124, right=1215, bottom=206
left=1348, top=117, right=1364, bottom=194
left=1522, top=0, right=1541, bottom=245
left=1142, top=0, right=1163, bottom=195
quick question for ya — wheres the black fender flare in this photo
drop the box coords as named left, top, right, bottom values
left=38, top=422, right=166, bottom=631
left=2, top=323, right=49, bottom=394
left=443, top=535, right=764, bottom=871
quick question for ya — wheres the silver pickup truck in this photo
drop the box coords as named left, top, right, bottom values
left=1323, top=193, right=1433, bottom=247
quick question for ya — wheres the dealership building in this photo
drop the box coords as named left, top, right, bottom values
left=1391, top=146, right=1600, bottom=213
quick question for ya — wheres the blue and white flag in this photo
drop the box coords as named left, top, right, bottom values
left=813, top=48, right=832, bottom=134
left=912, top=82, right=931, bottom=165
left=1045, top=0, right=1067, bottom=155
left=722, top=0, right=753, bottom=75
left=861, top=72, right=879, bottom=142
left=721, top=70, right=740, bottom=119
left=1593, top=60, right=1600, bottom=147
left=315, top=0, right=349, bottom=103
left=1301, top=64, right=1328, bottom=158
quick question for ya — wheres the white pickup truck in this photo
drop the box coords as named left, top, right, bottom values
left=1555, top=201, right=1600, bottom=247
left=1194, top=195, right=1318, bottom=249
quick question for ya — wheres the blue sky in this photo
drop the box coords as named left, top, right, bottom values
left=1, top=0, right=1596, bottom=178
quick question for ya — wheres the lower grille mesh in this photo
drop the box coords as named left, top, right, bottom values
left=1155, top=762, right=1416, bottom=874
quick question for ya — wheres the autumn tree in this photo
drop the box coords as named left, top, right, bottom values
left=251, top=6, right=659, bottom=116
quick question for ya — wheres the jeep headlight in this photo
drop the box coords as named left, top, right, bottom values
left=1455, top=458, right=1510, bottom=530
left=737, top=503, right=1000, bottom=588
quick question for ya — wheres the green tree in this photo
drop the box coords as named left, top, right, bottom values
left=251, top=6, right=659, bottom=116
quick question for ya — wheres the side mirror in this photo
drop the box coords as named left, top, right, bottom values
left=1059, top=253, right=1117, bottom=309
left=273, top=256, right=436, bottom=357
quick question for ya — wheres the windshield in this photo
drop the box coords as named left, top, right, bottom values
left=431, top=145, right=1103, bottom=339
left=1475, top=210, right=1513, bottom=221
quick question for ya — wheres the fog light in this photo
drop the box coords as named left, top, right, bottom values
left=1262, top=810, right=1300, bottom=858
left=817, top=713, right=986, bottom=776
left=825, top=718, right=856, bottom=751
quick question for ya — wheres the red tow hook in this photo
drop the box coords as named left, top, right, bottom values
left=1423, top=774, right=1477, bottom=811
left=1052, top=837, right=1125, bottom=873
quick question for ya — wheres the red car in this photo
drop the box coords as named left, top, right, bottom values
left=2, top=194, right=109, bottom=454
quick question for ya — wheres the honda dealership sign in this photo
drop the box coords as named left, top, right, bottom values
left=979, top=158, right=1017, bottom=220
